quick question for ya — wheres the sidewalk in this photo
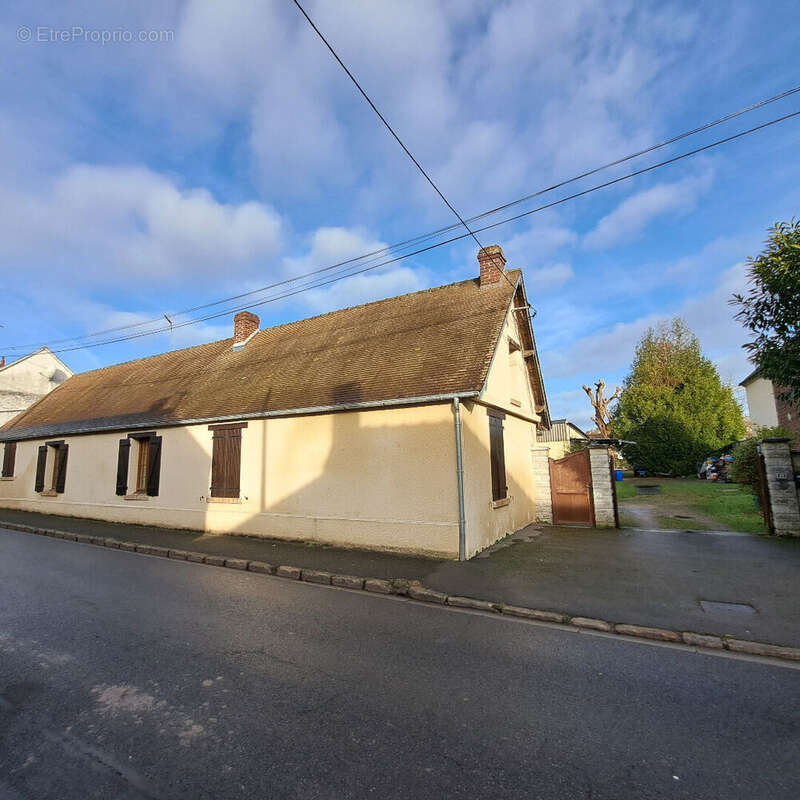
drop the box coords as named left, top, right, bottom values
left=2, top=508, right=800, bottom=648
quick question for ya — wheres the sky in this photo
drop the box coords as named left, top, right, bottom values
left=1, top=0, right=799, bottom=429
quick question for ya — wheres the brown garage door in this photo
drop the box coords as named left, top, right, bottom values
left=549, top=449, right=594, bottom=526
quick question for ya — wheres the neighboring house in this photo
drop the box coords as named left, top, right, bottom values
left=740, top=368, right=800, bottom=443
left=535, top=418, right=589, bottom=460
left=0, top=348, right=73, bottom=427
left=0, top=246, right=550, bottom=559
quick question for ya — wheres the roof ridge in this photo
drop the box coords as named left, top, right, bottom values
left=64, top=270, right=521, bottom=379
left=267, top=269, right=518, bottom=332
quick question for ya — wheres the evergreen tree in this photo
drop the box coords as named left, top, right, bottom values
left=612, top=319, right=745, bottom=474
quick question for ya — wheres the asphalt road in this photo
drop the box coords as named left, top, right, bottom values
left=1, top=530, right=798, bottom=800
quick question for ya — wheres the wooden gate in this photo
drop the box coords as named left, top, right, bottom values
left=549, top=449, right=594, bottom=526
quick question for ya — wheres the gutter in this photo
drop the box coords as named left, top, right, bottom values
left=453, top=397, right=467, bottom=561
left=0, top=391, right=481, bottom=442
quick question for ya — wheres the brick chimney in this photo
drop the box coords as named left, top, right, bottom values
left=478, top=245, right=506, bottom=286
left=232, top=311, right=260, bottom=350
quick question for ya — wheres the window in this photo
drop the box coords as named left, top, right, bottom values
left=1, top=442, right=16, bottom=478
left=135, top=438, right=150, bottom=493
left=115, top=433, right=162, bottom=497
left=35, top=441, right=69, bottom=494
left=209, top=423, right=246, bottom=498
left=488, top=411, right=507, bottom=502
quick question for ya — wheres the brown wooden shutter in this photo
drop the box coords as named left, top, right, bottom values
left=34, top=445, right=47, bottom=492
left=210, top=426, right=242, bottom=498
left=1, top=442, right=16, bottom=477
left=489, top=415, right=507, bottom=501
left=116, top=438, right=130, bottom=496
left=146, top=435, right=162, bottom=497
left=54, top=443, right=69, bottom=494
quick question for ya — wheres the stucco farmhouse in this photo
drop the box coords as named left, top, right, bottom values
left=0, top=246, right=550, bottom=559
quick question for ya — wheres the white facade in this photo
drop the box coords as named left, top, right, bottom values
left=0, top=348, right=73, bottom=426
left=742, top=375, right=779, bottom=430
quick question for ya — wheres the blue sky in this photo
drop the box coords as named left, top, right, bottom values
left=1, top=0, right=799, bottom=428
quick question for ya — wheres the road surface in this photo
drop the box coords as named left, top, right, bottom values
left=1, top=529, right=798, bottom=799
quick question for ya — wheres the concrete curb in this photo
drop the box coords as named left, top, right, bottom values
left=5, top=521, right=800, bottom=663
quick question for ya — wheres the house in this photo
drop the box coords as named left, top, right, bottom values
left=0, top=348, right=73, bottom=427
left=535, top=418, right=589, bottom=460
left=0, top=246, right=550, bottom=559
left=740, top=368, right=800, bottom=443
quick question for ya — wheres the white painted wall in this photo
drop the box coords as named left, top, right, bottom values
left=0, top=349, right=72, bottom=426
left=744, top=377, right=779, bottom=430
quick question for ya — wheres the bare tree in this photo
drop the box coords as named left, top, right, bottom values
left=582, top=380, right=621, bottom=438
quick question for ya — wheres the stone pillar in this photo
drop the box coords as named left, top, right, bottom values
left=531, top=445, right=553, bottom=524
left=588, top=446, right=617, bottom=528
left=760, top=438, right=800, bottom=536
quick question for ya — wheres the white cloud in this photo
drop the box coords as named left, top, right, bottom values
left=304, top=267, right=427, bottom=313
left=0, top=164, right=283, bottom=285
left=526, top=262, right=574, bottom=290
left=288, top=226, right=429, bottom=312
left=503, top=219, right=577, bottom=264
left=583, top=171, right=712, bottom=250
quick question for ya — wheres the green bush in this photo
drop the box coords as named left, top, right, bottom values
left=729, top=426, right=790, bottom=491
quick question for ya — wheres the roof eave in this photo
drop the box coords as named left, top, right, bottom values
left=0, top=390, right=481, bottom=442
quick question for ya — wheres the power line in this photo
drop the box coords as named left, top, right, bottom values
left=37, top=109, right=800, bottom=355
left=5, top=83, right=798, bottom=352
left=289, top=0, right=515, bottom=292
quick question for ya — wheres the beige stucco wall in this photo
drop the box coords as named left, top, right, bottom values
left=458, top=302, right=540, bottom=556
left=0, top=403, right=462, bottom=558
left=744, top=377, right=779, bottom=429
left=0, top=294, right=546, bottom=559
left=0, top=349, right=72, bottom=426
left=460, top=402, right=537, bottom=556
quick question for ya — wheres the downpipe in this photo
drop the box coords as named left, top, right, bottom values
left=453, top=397, right=467, bottom=561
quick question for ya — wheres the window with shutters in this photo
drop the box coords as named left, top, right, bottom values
left=488, top=412, right=507, bottom=502
left=135, top=438, right=150, bottom=493
left=209, top=423, right=246, bottom=499
left=35, top=441, right=68, bottom=495
left=1, top=442, right=16, bottom=478
left=116, top=433, right=161, bottom=498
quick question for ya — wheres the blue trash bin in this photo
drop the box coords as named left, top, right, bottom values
left=614, top=469, right=624, bottom=482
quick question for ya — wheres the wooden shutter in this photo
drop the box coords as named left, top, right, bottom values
left=489, top=415, right=507, bottom=501
left=210, top=425, right=243, bottom=498
left=1, top=442, right=16, bottom=477
left=146, top=436, right=162, bottom=497
left=116, top=438, right=130, bottom=495
left=34, top=445, right=47, bottom=492
left=54, top=443, right=69, bottom=494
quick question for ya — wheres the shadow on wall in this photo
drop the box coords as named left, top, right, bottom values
left=197, top=384, right=535, bottom=558
left=0, top=383, right=536, bottom=559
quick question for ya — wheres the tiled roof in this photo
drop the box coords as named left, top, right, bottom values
left=1, top=271, right=534, bottom=440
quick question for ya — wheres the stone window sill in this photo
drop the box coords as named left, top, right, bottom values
left=124, top=493, right=150, bottom=501
left=38, top=489, right=58, bottom=497
left=206, top=496, right=242, bottom=504
left=0, top=476, right=14, bottom=481
left=492, top=497, right=511, bottom=509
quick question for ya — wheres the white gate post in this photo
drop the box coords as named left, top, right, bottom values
left=531, top=445, right=553, bottom=524
left=588, top=445, right=618, bottom=528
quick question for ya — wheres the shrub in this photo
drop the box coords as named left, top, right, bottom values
left=729, top=426, right=790, bottom=491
